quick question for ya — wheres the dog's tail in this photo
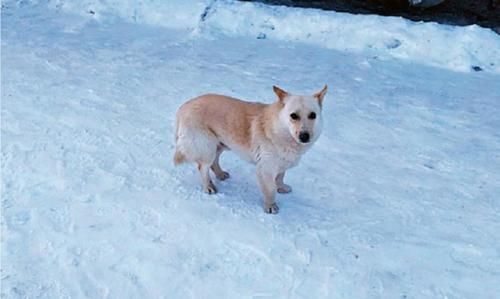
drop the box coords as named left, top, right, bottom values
left=173, top=115, right=186, bottom=166
left=173, top=149, right=186, bottom=166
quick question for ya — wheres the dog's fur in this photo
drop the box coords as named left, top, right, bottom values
left=174, top=85, right=327, bottom=214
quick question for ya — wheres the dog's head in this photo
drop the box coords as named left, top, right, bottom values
left=274, top=85, right=327, bottom=145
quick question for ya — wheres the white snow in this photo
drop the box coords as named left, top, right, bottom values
left=7, top=0, right=500, bottom=73
left=199, top=1, right=500, bottom=73
left=2, top=1, right=500, bottom=298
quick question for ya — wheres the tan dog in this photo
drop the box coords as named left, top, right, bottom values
left=173, top=85, right=327, bottom=214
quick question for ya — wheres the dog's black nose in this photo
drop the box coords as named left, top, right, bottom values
left=299, top=131, right=310, bottom=143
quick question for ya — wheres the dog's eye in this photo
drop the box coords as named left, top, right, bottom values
left=290, top=113, right=299, bottom=120
left=308, top=112, right=316, bottom=120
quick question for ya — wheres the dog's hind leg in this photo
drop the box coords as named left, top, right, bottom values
left=198, top=162, right=217, bottom=194
left=276, top=172, right=292, bottom=194
left=178, top=128, right=219, bottom=194
left=211, top=144, right=230, bottom=181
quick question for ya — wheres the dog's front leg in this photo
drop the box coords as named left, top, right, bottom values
left=276, top=172, right=292, bottom=194
left=256, top=165, right=279, bottom=214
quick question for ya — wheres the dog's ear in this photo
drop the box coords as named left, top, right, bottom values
left=314, top=85, right=328, bottom=107
left=273, top=85, right=289, bottom=103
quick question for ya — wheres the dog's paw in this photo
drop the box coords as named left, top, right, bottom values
left=204, top=182, right=218, bottom=194
left=277, top=184, right=292, bottom=194
left=215, top=171, right=230, bottom=181
left=264, top=203, right=279, bottom=214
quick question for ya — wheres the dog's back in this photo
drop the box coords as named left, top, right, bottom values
left=174, top=94, right=267, bottom=165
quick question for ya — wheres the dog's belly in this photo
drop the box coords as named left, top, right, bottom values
left=235, top=149, right=258, bottom=164
left=217, top=139, right=256, bottom=164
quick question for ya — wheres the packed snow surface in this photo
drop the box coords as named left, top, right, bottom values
left=8, top=0, right=500, bottom=73
left=2, top=1, right=500, bottom=299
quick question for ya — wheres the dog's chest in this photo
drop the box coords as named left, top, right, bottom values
left=262, top=145, right=303, bottom=170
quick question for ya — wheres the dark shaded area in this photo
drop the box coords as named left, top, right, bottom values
left=241, top=0, right=500, bottom=33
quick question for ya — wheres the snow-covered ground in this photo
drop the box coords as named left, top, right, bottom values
left=2, top=1, right=500, bottom=298
left=21, top=0, right=500, bottom=73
